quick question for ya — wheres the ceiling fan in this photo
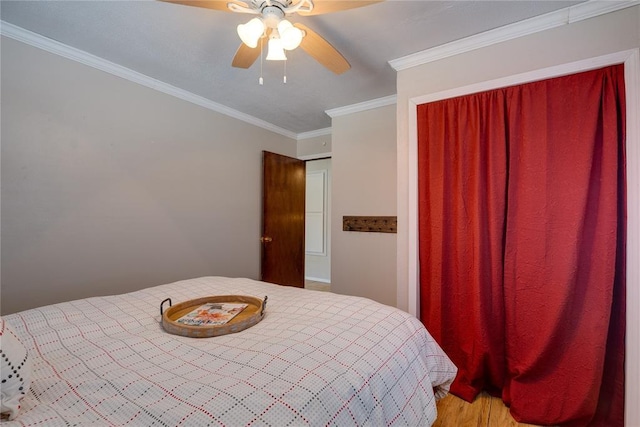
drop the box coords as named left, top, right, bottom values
left=159, top=0, right=381, bottom=74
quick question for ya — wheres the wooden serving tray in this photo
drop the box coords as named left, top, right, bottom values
left=161, top=295, right=267, bottom=338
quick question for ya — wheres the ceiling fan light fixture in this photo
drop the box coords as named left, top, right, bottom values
left=237, top=17, right=265, bottom=48
left=277, top=20, right=304, bottom=50
left=266, top=37, right=287, bottom=61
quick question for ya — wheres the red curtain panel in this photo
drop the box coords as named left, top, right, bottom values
left=417, top=65, right=626, bottom=426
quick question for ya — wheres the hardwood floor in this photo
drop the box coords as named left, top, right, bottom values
left=434, top=392, right=543, bottom=427
left=304, top=279, right=331, bottom=292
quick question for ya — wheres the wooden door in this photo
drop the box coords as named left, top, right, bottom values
left=261, top=151, right=305, bottom=287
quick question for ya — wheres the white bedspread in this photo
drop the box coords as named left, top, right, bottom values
left=2, top=277, right=456, bottom=426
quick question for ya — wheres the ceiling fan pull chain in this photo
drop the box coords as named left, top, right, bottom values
left=283, top=60, right=287, bottom=84
left=259, top=36, right=264, bottom=85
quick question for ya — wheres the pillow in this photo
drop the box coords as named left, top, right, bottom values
left=1, top=317, right=31, bottom=420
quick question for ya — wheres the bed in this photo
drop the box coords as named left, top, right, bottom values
left=1, top=276, right=456, bottom=426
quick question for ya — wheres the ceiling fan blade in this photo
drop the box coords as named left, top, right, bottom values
left=232, top=42, right=261, bottom=68
left=157, top=0, right=242, bottom=12
left=295, top=23, right=350, bottom=75
left=232, top=29, right=271, bottom=69
left=298, top=0, right=383, bottom=16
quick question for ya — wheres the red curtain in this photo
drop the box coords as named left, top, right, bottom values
left=417, top=65, right=626, bottom=426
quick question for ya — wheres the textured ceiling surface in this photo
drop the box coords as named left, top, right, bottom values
left=1, top=0, right=583, bottom=135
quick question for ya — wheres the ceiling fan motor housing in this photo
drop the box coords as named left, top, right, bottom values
left=262, top=6, right=285, bottom=28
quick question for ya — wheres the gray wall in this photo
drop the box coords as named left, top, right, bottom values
left=297, top=134, right=331, bottom=159
left=331, top=104, right=396, bottom=306
left=1, top=37, right=296, bottom=314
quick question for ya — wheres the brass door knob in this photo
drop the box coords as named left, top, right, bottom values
left=260, top=236, right=273, bottom=243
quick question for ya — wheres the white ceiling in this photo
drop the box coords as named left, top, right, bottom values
left=1, top=0, right=584, bottom=135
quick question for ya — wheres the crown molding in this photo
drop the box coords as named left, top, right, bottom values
left=0, top=20, right=299, bottom=139
left=297, top=127, right=332, bottom=140
left=389, top=0, right=640, bottom=71
left=567, top=0, right=640, bottom=22
left=325, top=94, right=397, bottom=118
